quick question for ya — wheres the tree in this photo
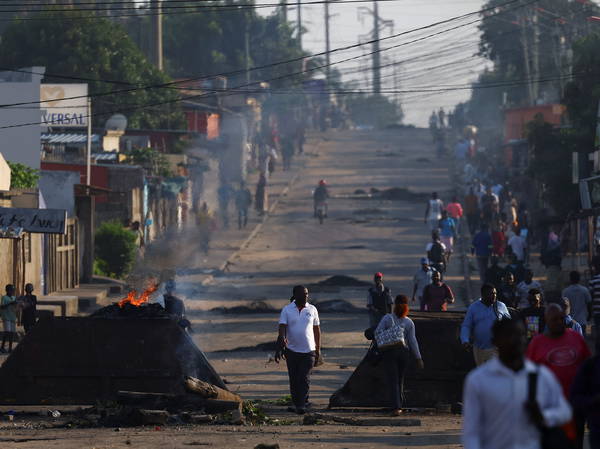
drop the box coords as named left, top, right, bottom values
left=344, top=94, right=401, bottom=129
left=7, top=161, right=39, bottom=189
left=0, top=10, right=185, bottom=130
left=95, top=220, right=137, bottom=278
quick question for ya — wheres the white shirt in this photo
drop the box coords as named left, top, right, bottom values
left=508, top=234, right=527, bottom=261
left=428, top=199, right=443, bottom=220
left=462, top=358, right=571, bottom=449
left=425, top=241, right=447, bottom=252
left=279, top=302, right=320, bottom=353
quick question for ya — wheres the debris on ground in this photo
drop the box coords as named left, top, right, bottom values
left=254, top=444, right=280, bottom=449
left=90, top=302, right=170, bottom=319
left=221, top=341, right=278, bottom=352
left=314, top=275, right=371, bottom=287
left=416, top=157, right=431, bottom=163
left=209, top=301, right=277, bottom=314
left=353, top=189, right=367, bottom=195
left=376, top=187, right=429, bottom=202
left=303, top=412, right=421, bottom=427
left=314, top=299, right=362, bottom=313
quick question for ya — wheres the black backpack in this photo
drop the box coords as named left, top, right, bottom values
left=428, top=242, right=445, bottom=263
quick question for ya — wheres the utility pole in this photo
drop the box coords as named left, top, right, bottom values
left=519, top=9, right=534, bottom=105
left=324, top=0, right=331, bottom=86
left=280, top=0, right=287, bottom=23
left=151, top=0, right=163, bottom=71
left=297, top=0, right=302, bottom=48
left=372, top=0, right=381, bottom=94
left=531, top=7, right=540, bottom=103
left=245, top=11, right=251, bottom=85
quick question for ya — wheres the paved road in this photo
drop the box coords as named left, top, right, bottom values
left=172, top=128, right=466, bottom=447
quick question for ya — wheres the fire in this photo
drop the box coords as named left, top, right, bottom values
left=118, top=284, right=159, bottom=308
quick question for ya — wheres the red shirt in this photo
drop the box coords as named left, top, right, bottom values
left=526, top=329, right=591, bottom=397
left=422, top=283, right=454, bottom=311
left=446, top=202, right=463, bottom=219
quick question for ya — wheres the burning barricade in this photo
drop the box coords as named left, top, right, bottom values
left=0, top=280, right=240, bottom=423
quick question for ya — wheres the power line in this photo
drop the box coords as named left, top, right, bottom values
left=0, top=0, right=532, bottom=108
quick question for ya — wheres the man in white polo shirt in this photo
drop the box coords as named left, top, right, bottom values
left=276, top=285, right=321, bottom=414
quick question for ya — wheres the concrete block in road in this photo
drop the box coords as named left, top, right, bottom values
left=38, top=295, right=78, bottom=316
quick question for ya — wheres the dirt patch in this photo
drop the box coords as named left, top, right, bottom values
left=209, top=301, right=277, bottom=314
left=377, top=187, right=429, bottom=202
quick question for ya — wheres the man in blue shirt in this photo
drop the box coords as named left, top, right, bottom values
left=472, top=224, right=493, bottom=283
left=461, top=283, right=511, bottom=366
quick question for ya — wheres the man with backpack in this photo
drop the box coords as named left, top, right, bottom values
left=426, top=231, right=447, bottom=276
left=366, top=272, right=393, bottom=327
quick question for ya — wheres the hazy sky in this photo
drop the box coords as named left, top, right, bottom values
left=269, top=0, right=490, bottom=126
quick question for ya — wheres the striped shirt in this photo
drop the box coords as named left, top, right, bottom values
left=588, top=274, right=600, bottom=315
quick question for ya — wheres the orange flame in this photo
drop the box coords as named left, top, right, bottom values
left=118, top=284, right=159, bottom=308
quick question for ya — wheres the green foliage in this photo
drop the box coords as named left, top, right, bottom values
left=526, top=119, right=579, bottom=217
left=94, top=221, right=137, bottom=279
left=0, top=10, right=185, bottom=130
left=124, top=147, right=172, bottom=177
left=127, top=5, right=308, bottom=86
left=7, top=161, right=39, bottom=189
left=344, top=94, right=402, bottom=129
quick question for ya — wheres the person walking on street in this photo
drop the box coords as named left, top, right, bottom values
left=422, top=271, right=455, bottom=311
left=255, top=173, right=268, bottom=216
left=424, top=192, right=444, bottom=232
left=498, top=272, right=519, bottom=309
left=527, top=304, right=591, bottom=447
left=275, top=286, right=321, bottom=415
left=508, top=228, right=527, bottom=263
left=375, top=295, right=424, bottom=416
left=462, top=318, right=572, bottom=449
left=426, top=231, right=447, bottom=275
left=560, top=297, right=584, bottom=337
left=367, top=272, right=393, bottom=327
left=464, top=187, right=480, bottom=236
left=563, top=271, right=592, bottom=335
left=0, top=284, right=17, bottom=353
left=461, top=283, right=511, bottom=365
left=527, top=304, right=591, bottom=398
left=235, top=181, right=253, bottom=229
left=485, top=256, right=505, bottom=291
left=472, top=224, right=493, bottom=284
left=18, top=283, right=37, bottom=334
left=480, top=185, right=499, bottom=226
left=570, top=339, right=600, bottom=449
left=520, top=288, right=545, bottom=340
left=412, top=258, right=435, bottom=311
left=217, top=183, right=233, bottom=229
left=446, top=196, right=464, bottom=234
left=438, top=210, right=457, bottom=261
left=517, top=270, right=543, bottom=309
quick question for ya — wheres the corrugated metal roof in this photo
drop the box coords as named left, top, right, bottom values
left=93, top=153, right=118, bottom=161
left=41, top=133, right=100, bottom=144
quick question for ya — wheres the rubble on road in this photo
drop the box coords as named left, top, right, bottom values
left=329, top=311, right=474, bottom=408
left=377, top=187, right=429, bottom=202
left=313, top=275, right=371, bottom=287
left=313, top=299, right=362, bottom=314
left=209, top=301, right=277, bottom=314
